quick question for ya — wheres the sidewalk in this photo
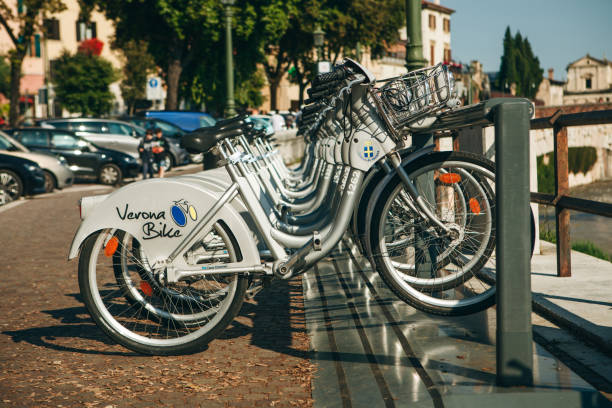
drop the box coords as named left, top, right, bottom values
left=303, top=240, right=611, bottom=407
left=531, top=241, right=612, bottom=354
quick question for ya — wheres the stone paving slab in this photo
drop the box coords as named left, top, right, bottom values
left=304, top=242, right=610, bottom=407
left=531, top=241, right=612, bottom=354
left=0, top=185, right=314, bottom=407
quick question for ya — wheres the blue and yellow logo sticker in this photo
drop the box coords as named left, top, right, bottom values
left=362, top=140, right=379, bottom=161
left=170, top=199, right=197, bottom=227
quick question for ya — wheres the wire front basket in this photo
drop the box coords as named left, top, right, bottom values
left=371, top=63, right=459, bottom=136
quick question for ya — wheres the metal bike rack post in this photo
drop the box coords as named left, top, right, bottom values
left=493, top=101, right=533, bottom=386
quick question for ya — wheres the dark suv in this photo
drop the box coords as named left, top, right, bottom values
left=6, top=128, right=141, bottom=185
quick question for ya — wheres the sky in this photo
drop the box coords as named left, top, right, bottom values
left=442, top=0, right=612, bottom=80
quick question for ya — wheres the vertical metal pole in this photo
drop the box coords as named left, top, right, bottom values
left=405, top=0, right=427, bottom=72
left=223, top=1, right=236, bottom=118
left=554, top=124, right=571, bottom=277
left=495, top=101, right=534, bottom=387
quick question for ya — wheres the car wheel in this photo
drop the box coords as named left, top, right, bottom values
left=43, top=170, right=57, bottom=193
left=0, top=169, right=24, bottom=201
left=99, top=164, right=122, bottom=185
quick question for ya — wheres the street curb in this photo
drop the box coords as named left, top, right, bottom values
left=532, top=293, right=612, bottom=357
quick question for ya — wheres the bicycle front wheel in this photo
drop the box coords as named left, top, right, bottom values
left=78, top=224, right=248, bottom=355
left=369, top=151, right=497, bottom=316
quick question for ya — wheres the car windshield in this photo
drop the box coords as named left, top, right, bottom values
left=0, top=131, right=29, bottom=152
left=154, top=120, right=184, bottom=138
left=199, top=116, right=216, bottom=127
left=51, top=132, right=93, bottom=150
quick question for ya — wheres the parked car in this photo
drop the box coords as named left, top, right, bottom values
left=248, top=115, right=275, bottom=135
left=0, top=130, right=74, bottom=192
left=144, top=111, right=216, bottom=132
left=0, top=152, right=46, bottom=203
left=118, top=117, right=192, bottom=167
left=5, top=127, right=140, bottom=185
left=39, top=118, right=144, bottom=159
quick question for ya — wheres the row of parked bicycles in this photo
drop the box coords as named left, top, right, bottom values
left=69, top=58, right=533, bottom=355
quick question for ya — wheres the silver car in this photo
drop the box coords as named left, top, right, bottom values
left=0, top=131, right=74, bottom=192
left=40, top=118, right=144, bottom=159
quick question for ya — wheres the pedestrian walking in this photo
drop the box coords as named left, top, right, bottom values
left=139, top=128, right=155, bottom=179
left=153, top=127, right=168, bottom=178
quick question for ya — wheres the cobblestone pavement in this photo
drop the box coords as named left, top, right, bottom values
left=0, top=186, right=314, bottom=407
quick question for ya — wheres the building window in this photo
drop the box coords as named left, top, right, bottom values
left=443, top=47, right=451, bottom=63
left=44, top=18, right=60, bottom=40
left=76, top=21, right=97, bottom=41
left=428, top=14, right=436, bottom=30
left=430, top=42, right=435, bottom=66
left=585, top=78, right=592, bottom=89
left=443, top=18, right=450, bottom=33
left=49, top=59, right=59, bottom=81
left=26, top=34, right=41, bottom=57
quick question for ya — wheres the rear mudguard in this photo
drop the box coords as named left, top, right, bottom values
left=68, top=177, right=261, bottom=269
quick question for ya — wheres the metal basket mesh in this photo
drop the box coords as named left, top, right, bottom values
left=371, top=63, right=456, bottom=133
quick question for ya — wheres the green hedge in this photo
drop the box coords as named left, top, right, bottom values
left=537, top=146, right=598, bottom=193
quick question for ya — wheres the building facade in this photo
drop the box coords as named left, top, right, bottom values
left=0, top=0, right=123, bottom=120
left=535, top=68, right=565, bottom=106
left=563, top=54, right=612, bottom=105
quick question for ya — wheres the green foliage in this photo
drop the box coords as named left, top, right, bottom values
left=117, top=40, right=156, bottom=115
left=537, top=147, right=598, bottom=193
left=258, top=0, right=405, bottom=108
left=0, top=55, right=9, bottom=97
left=87, top=0, right=265, bottom=113
left=539, top=226, right=611, bottom=262
left=53, top=51, right=118, bottom=116
left=537, top=153, right=555, bottom=194
left=568, top=146, right=597, bottom=175
left=496, top=26, right=543, bottom=99
left=571, top=241, right=611, bottom=262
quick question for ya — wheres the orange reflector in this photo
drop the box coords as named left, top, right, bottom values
left=439, top=173, right=461, bottom=184
left=469, top=198, right=481, bottom=215
left=104, top=236, right=119, bottom=257
left=140, top=281, right=153, bottom=297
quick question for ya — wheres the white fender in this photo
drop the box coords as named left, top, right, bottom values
left=68, top=178, right=260, bottom=269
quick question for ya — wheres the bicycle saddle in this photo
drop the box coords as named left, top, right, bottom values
left=181, top=126, right=244, bottom=154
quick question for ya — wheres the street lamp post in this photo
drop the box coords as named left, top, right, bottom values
left=313, top=25, right=325, bottom=73
left=221, top=0, right=236, bottom=117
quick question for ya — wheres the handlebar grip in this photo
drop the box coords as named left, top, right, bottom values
left=312, top=67, right=349, bottom=87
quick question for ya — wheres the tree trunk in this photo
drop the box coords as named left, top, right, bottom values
left=269, top=79, right=279, bottom=111
left=298, top=81, right=307, bottom=107
left=166, top=57, right=182, bottom=110
left=9, top=56, right=23, bottom=126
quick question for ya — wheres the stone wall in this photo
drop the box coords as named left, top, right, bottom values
left=275, top=129, right=305, bottom=164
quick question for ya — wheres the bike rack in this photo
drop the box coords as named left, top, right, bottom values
left=431, top=98, right=534, bottom=386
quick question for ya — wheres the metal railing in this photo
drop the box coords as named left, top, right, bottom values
left=530, top=109, right=612, bottom=277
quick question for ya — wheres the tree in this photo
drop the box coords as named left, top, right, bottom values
left=117, top=39, right=155, bottom=115
left=496, top=26, right=543, bottom=99
left=53, top=47, right=117, bottom=116
left=82, top=0, right=222, bottom=111
left=0, top=54, right=9, bottom=98
left=258, top=0, right=405, bottom=110
left=0, top=0, right=66, bottom=126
